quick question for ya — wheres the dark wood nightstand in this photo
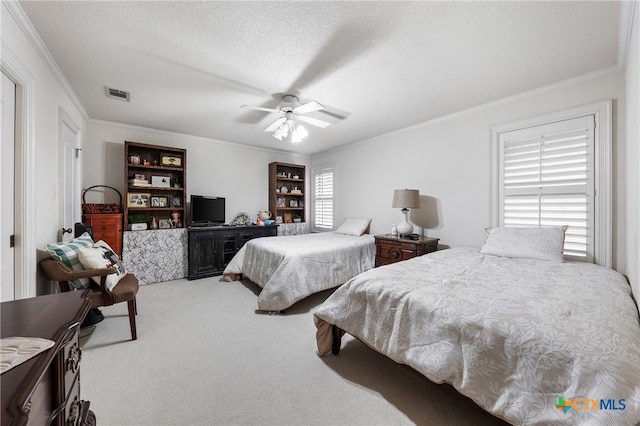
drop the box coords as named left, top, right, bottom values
left=374, top=234, right=439, bottom=267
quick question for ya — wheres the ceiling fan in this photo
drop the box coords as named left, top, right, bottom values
left=241, top=95, right=331, bottom=143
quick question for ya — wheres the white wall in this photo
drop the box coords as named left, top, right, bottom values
left=625, top=4, right=639, bottom=304
left=2, top=3, right=87, bottom=295
left=312, top=72, right=636, bottom=290
left=83, top=120, right=309, bottom=224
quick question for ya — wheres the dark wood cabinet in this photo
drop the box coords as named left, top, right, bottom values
left=374, top=234, right=439, bottom=267
left=268, top=162, right=305, bottom=224
left=1, top=290, right=92, bottom=426
left=188, top=225, right=278, bottom=280
left=124, top=141, right=187, bottom=231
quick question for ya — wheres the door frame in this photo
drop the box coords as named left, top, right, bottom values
left=1, top=41, right=37, bottom=299
left=59, top=107, right=82, bottom=240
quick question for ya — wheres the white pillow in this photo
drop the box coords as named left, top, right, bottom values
left=78, top=240, right=127, bottom=292
left=480, top=226, right=567, bottom=262
left=334, top=217, right=372, bottom=236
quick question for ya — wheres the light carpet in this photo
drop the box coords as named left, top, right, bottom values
left=80, top=277, right=506, bottom=426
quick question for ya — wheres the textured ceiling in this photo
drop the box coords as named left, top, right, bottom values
left=19, top=1, right=622, bottom=155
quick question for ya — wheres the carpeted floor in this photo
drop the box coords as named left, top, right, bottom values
left=80, top=277, right=507, bottom=425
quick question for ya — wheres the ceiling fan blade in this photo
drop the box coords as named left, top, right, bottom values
left=264, top=117, right=287, bottom=132
left=318, top=108, right=348, bottom=120
left=241, top=105, right=281, bottom=114
left=293, top=100, right=324, bottom=115
left=296, top=115, right=331, bottom=128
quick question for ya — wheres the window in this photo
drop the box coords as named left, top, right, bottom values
left=312, top=165, right=335, bottom=231
left=491, top=101, right=612, bottom=266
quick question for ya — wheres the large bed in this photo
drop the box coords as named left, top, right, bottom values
left=314, top=227, right=640, bottom=425
left=223, top=218, right=375, bottom=312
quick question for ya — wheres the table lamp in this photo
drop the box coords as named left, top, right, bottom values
left=392, top=189, right=420, bottom=236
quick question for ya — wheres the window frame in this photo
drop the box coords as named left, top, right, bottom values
left=311, top=164, right=336, bottom=233
left=490, top=100, right=612, bottom=267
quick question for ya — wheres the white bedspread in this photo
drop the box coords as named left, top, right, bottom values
left=313, top=247, right=640, bottom=425
left=224, top=232, right=375, bottom=311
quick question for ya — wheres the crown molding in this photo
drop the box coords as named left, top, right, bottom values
left=618, top=0, right=638, bottom=71
left=88, top=119, right=311, bottom=160
left=4, top=0, right=89, bottom=121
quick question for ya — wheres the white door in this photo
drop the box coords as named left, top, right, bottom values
left=1, top=72, right=16, bottom=301
left=60, top=112, right=81, bottom=242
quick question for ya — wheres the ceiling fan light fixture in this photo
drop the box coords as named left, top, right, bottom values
left=295, top=125, right=308, bottom=140
left=244, top=95, right=329, bottom=143
left=272, top=117, right=308, bottom=143
left=273, top=124, right=288, bottom=140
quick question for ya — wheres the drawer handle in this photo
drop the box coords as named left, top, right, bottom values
left=67, top=396, right=81, bottom=426
left=390, top=250, right=400, bottom=260
left=66, top=343, right=81, bottom=373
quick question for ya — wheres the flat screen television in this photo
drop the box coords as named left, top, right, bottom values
left=190, top=195, right=225, bottom=226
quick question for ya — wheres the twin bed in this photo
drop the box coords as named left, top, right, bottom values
left=222, top=221, right=640, bottom=424
left=223, top=218, right=375, bottom=312
left=314, top=227, right=640, bottom=425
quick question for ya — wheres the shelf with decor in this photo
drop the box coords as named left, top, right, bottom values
left=124, top=141, right=187, bottom=231
left=269, top=162, right=305, bottom=224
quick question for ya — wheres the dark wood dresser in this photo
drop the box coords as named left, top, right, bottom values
left=1, top=290, right=93, bottom=426
left=187, top=225, right=278, bottom=280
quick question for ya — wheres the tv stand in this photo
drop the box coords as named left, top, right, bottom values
left=190, top=222, right=224, bottom=228
left=187, top=225, right=278, bottom=280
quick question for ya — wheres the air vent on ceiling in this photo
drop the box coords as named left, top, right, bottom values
left=105, top=86, right=130, bottom=102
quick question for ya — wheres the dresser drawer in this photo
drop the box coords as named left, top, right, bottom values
left=377, top=241, right=417, bottom=262
left=89, top=217, right=119, bottom=226
left=62, top=376, right=90, bottom=426
left=62, top=330, right=81, bottom=401
left=24, top=366, right=54, bottom=426
left=94, top=228, right=118, bottom=239
left=374, top=235, right=440, bottom=267
left=84, top=213, right=123, bottom=228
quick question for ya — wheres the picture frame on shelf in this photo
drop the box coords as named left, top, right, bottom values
left=127, top=193, right=150, bottom=208
left=158, top=219, right=171, bottom=229
left=171, top=195, right=182, bottom=207
left=151, top=196, right=169, bottom=207
left=289, top=200, right=298, bottom=208
left=276, top=197, right=286, bottom=208
left=160, top=153, right=182, bottom=167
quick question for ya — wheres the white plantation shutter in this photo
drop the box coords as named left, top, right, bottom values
left=499, top=116, right=595, bottom=261
left=313, top=166, right=334, bottom=231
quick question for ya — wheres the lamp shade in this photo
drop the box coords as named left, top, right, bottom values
left=392, top=189, right=420, bottom=209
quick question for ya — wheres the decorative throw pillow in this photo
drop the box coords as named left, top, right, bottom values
left=46, top=232, right=94, bottom=289
left=334, top=217, right=372, bottom=236
left=78, top=240, right=127, bottom=292
left=480, top=226, right=568, bottom=262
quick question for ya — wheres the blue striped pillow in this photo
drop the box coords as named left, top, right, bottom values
left=46, top=232, right=94, bottom=289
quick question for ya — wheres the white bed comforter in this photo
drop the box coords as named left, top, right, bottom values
left=224, top=232, right=375, bottom=311
left=313, top=247, right=640, bottom=425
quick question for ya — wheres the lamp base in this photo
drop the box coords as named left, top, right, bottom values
left=397, top=209, right=414, bottom=236
left=396, top=221, right=413, bottom=236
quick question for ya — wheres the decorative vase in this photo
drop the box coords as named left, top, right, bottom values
left=150, top=217, right=158, bottom=230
